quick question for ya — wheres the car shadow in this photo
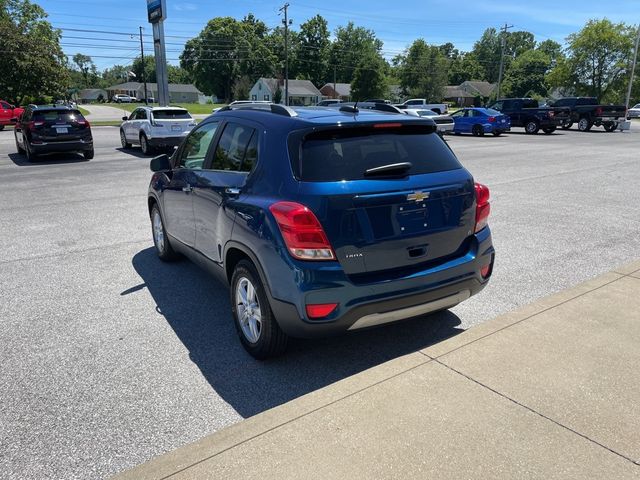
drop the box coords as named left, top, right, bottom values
left=8, top=152, right=89, bottom=166
left=128, top=247, right=464, bottom=418
left=116, top=147, right=175, bottom=159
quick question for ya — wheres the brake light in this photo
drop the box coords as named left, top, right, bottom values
left=306, top=303, right=338, bottom=319
left=595, top=107, right=603, bottom=116
left=548, top=111, right=555, bottom=118
left=487, top=116, right=495, bottom=123
left=474, top=183, right=490, bottom=233
left=373, top=123, right=402, bottom=128
left=28, top=121, right=45, bottom=131
left=76, top=119, right=90, bottom=128
left=269, top=201, right=335, bottom=260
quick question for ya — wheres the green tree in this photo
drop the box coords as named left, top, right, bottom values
left=72, top=53, right=98, bottom=87
left=181, top=16, right=277, bottom=102
left=102, top=64, right=129, bottom=87
left=397, top=39, right=448, bottom=101
left=131, top=55, right=156, bottom=83
left=447, top=52, right=484, bottom=85
left=329, top=22, right=382, bottom=83
left=472, top=28, right=536, bottom=82
left=553, top=19, right=635, bottom=100
left=502, top=49, right=551, bottom=97
left=295, top=15, right=330, bottom=86
left=0, top=0, right=69, bottom=104
left=265, top=26, right=300, bottom=80
left=351, top=53, right=387, bottom=100
left=168, top=65, right=190, bottom=84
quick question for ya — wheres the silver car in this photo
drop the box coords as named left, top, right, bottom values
left=628, top=104, right=640, bottom=119
left=404, top=108, right=455, bottom=134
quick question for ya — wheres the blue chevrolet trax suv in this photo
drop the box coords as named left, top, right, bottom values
left=148, top=104, right=494, bottom=359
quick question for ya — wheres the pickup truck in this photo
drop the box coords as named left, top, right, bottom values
left=547, top=97, right=627, bottom=132
left=487, top=98, right=570, bottom=134
left=0, top=100, right=25, bottom=130
left=395, top=99, right=449, bottom=114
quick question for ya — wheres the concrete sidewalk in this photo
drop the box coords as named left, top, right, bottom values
left=113, top=260, right=640, bottom=480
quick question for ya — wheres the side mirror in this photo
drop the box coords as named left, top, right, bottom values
left=150, top=153, right=171, bottom=172
left=122, top=116, right=128, bottom=121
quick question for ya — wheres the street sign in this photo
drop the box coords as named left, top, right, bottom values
left=147, top=0, right=166, bottom=23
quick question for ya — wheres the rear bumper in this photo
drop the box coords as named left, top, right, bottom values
left=30, top=139, right=93, bottom=154
left=268, top=227, right=494, bottom=338
left=147, top=136, right=186, bottom=148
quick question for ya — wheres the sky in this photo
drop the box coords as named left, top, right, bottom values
left=36, top=0, right=640, bottom=71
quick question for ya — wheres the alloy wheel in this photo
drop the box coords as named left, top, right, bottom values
left=152, top=209, right=165, bottom=253
left=235, top=277, right=262, bottom=344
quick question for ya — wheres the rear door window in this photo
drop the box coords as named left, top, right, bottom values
left=292, top=125, right=462, bottom=182
left=153, top=109, right=192, bottom=120
left=212, top=123, right=257, bottom=171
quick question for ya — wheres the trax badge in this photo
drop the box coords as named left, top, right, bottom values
left=407, top=191, right=430, bottom=202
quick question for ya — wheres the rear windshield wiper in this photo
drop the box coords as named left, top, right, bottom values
left=364, top=162, right=412, bottom=177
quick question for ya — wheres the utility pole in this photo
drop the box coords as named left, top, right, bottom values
left=333, top=65, right=337, bottom=99
left=496, top=23, right=513, bottom=101
left=139, top=26, right=148, bottom=105
left=280, top=3, right=291, bottom=106
left=625, top=24, right=640, bottom=112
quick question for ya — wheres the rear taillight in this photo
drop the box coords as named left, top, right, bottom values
left=548, top=111, right=555, bottom=118
left=77, top=119, right=90, bottom=128
left=269, top=201, right=335, bottom=261
left=306, top=303, right=338, bottom=319
left=28, top=121, right=44, bottom=131
left=474, top=183, right=490, bottom=233
left=487, top=116, right=496, bottom=123
left=595, top=107, right=603, bottom=116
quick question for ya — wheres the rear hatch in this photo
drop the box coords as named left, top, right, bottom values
left=290, top=123, right=476, bottom=279
left=150, top=108, right=195, bottom=136
left=32, top=109, right=91, bottom=142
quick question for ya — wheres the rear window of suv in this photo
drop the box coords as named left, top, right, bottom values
left=32, top=110, right=85, bottom=122
left=291, top=125, right=462, bottom=182
left=152, top=109, right=191, bottom=119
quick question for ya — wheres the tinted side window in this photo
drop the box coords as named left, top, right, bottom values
left=577, top=97, right=597, bottom=106
left=1, top=102, right=10, bottom=109
left=178, top=121, right=219, bottom=169
left=522, top=99, right=538, bottom=108
left=137, top=110, right=148, bottom=120
left=501, top=100, right=513, bottom=110
left=241, top=132, right=258, bottom=172
left=212, top=123, right=256, bottom=171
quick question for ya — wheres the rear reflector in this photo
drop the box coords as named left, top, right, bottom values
left=269, top=201, right=335, bottom=261
left=474, top=183, right=491, bottom=233
left=306, top=303, right=338, bottom=319
left=480, top=264, right=491, bottom=278
left=373, top=123, right=402, bottom=128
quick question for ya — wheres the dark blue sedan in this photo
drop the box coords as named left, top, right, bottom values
left=451, top=108, right=511, bottom=136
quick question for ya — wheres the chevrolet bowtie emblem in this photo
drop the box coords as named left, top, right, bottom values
left=407, top=191, right=430, bottom=202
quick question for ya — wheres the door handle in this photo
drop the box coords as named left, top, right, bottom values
left=182, top=184, right=193, bottom=193
left=225, top=187, right=241, bottom=196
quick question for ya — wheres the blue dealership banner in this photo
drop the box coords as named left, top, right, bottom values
left=147, top=0, right=165, bottom=23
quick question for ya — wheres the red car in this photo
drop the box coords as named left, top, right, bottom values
left=0, top=100, right=24, bottom=130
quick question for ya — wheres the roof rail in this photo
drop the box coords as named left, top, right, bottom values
left=218, top=103, right=298, bottom=117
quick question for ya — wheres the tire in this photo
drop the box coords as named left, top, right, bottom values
left=25, top=142, right=38, bottom=162
left=561, top=121, right=573, bottom=130
left=603, top=122, right=618, bottom=132
left=140, top=133, right=153, bottom=155
left=578, top=117, right=592, bottom=132
left=472, top=124, right=484, bottom=137
left=230, top=260, right=288, bottom=359
left=150, top=204, right=179, bottom=261
left=84, top=148, right=94, bottom=160
left=492, top=130, right=501, bottom=136
left=0, top=125, right=5, bottom=131
left=525, top=120, right=540, bottom=134
left=542, top=127, right=556, bottom=134
left=120, top=129, right=131, bottom=148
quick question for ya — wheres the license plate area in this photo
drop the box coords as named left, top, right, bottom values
left=171, top=125, right=181, bottom=131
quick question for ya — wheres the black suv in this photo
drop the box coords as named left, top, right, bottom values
left=14, top=105, right=94, bottom=162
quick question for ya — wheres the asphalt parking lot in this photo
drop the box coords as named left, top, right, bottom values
left=1, top=124, right=639, bottom=480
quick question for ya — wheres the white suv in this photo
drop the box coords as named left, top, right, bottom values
left=119, top=106, right=196, bottom=155
left=113, top=94, right=133, bottom=103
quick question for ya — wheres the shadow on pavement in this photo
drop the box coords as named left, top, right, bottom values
left=8, top=152, right=88, bottom=166
left=128, top=247, right=464, bottom=418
